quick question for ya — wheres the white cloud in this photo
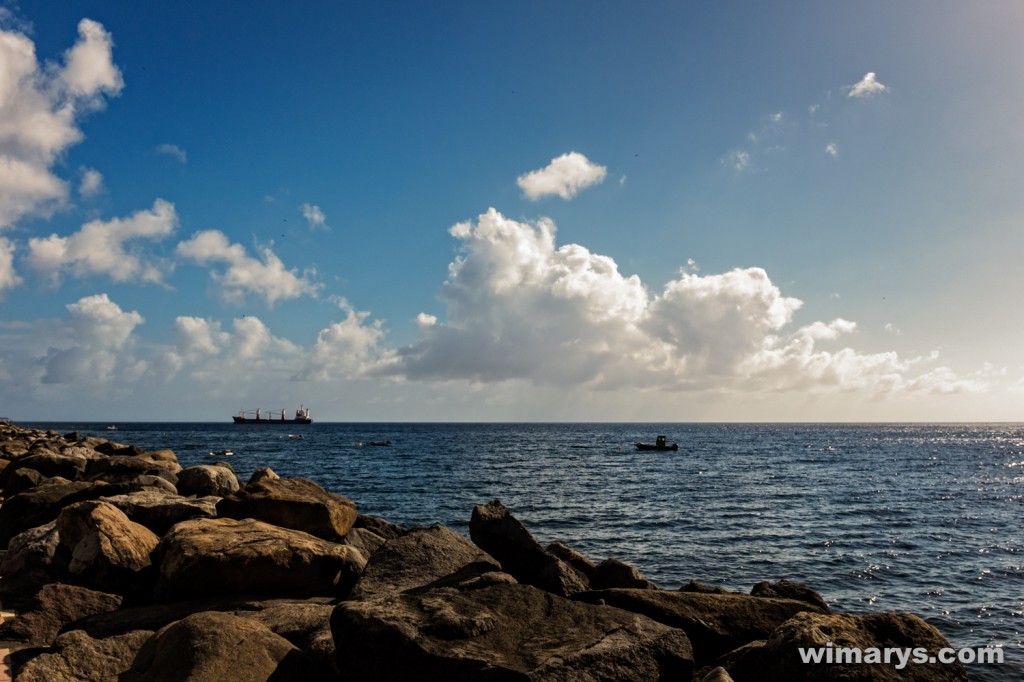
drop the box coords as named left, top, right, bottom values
left=0, top=19, right=122, bottom=229
left=38, top=294, right=144, bottom=384
left=296, top=299, right=392, bottom=380
left=0, top=236, right=22, bottom=296
left=78, top=167, right=104, bottom=197
left=847, top=72, right=888, bottom=99
left=517, top=152, right=607, bottom=201
left=156, top=143, right=187, bottom=164
left=722, top=150, right=751, bottom=172
left=176, top=229, right=321, bottom=306
left=825, top=142, right=839, bottom=158
left=387, top=208, right=982, bottom=396
left=301, top=203, right=328, bottom=230
left=26, top=199, right=178, bottom=285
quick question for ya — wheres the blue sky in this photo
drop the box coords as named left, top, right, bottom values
left=2, top=1, right=1023, bottom=421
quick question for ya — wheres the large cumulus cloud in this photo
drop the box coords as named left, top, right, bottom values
left=388, top=208, right=974, bottom=396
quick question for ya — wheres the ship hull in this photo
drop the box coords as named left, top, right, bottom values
left=232, top=417, right=312, bottom=424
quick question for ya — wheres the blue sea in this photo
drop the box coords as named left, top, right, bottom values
left=25, top=422, right=1022, bottom=681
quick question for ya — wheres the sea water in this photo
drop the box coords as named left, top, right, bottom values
left=25, top=422, right=1023, bottom=680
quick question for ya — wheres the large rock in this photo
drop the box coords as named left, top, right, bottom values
left=468, top=500, right=588, bottom=597
left=85, top=455, right=179, bottom=487
left=721, top=611, right=968, bottom=682
left=55, top=500, right=160, bottom=595
left=231, top=599, right=338, bottom=676
left=574, top=588, right=828, bottom=667
left=16, top=629, right=153, bottom=682
left=175, top=464, right=239, bottom=497
left=590, top=557, right=658, bottom=590
left=0, top=479, right=111, bottom=547
left=99, top=490, right=219, bottom=536
left=0, top=582, right=122, bottom=645
left=217, top=476, right=357, bottom=541
left=332, top=583, right=694, bottom=681
left=123, top=611, right=320, bottom=681
left=0, top=452, right=87, bottom=484
left=156, top=517, right=366, bottom=600
left=0, top=522, right=66, bottom=598
left=351, top=525, right=501, bottom=600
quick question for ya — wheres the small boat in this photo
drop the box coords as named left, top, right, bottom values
left=634, top=435, right=678, bottom=451
left=368, top=440, right=392, bottom=447
left=106, top=425, right=118, bottom=431
left=287, top=434, right=304, bottom=439
left=210, top=449, right=234, bottom=457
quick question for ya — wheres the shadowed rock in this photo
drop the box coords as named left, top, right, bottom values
left=0, top=583, right=122, bottom=646
left=574, top=588, right=828, bottom=667
left=750, top=579, right=830, bottom=614
left=0, top=522, right=67, bottom=599
left=350, top=525, right=501, bottom=600
left=16, top=629, right=153, bottom=682
left=156, top=517, right=366, bottom=600
left=591, top=557, right=658, bottom=590
left=546, top=541, right=597, bottom=582
left=84, top=455, right=180, bottom=487
left=719, top=611, right=968, bottom=682
left=332, top=583, right=694, bottom=681
left=0, top=479, right=112, bottom=547
left=123, top=611, right=322, bottom=682
left=217, top=476, right=357, bottom=541
left=469, top=500, right=588, bottom=597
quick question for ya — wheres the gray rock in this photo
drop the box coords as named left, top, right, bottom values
left=468, top=500, right=588, bottom=597
left=332, top=583, right=694, bottom=680
left=351, top=525, right=501, bottom=600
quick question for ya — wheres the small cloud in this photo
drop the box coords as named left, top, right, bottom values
left=300, top=203, right=328, bottom=231
left=78, top=167, right=104, bottom=198
left=517, top=152, right=607, bottom=201
left=156, top=143, right=187, bottom=163
left=825, top=143, right=839, bottom=158
left=618, top=175, right=627, bottom=187
left=830, top=292, right=841, bottom=299
left=722, top=150, right=751, bottom=173
left=884, top=323, right=902, bottom=336
left=847, top=72, right=888, bottom=99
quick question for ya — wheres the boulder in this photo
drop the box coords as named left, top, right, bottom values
left=591, top=557, right=658, bottom=590
left=2, top=467, right=46, bottom=498
left=156, top=517, right=366, bottom=600
left=702, top=666, right=737, bottom=682
left=0, top=582, right=122, bottom=645
left=353, top=513, right=405, bottom=540
left=332, top=583, right=694, bottom=681
left=680, top=580, right=735, bottom=594
left=573, top=588, right=828, bottom=667
left=55, top=500, right=160, bottom=595
left=216, top=477, right=356, bottom=541
left=721, top=611, right=968, bottom=682
left=350, top=525, right=501, bottom=600
left=546, top=541, right=597, bottom=581
left=99, top=491, right=219, bottom=536
left=247, top=467, right=279, bottom=484
left=343, top=527, right=387, bottom=560
left=16, top=629, right=153, bottom=682
left=750, top=579, right=831, bottom=614
left=85, top=455, right=180, bottom=487
left=0, top=522, right=66, bottom=598
left=231, top=599, right=338, bottom=676
left=174, top=464, right=239, bottom=497
left=1, top=452, right=87, bottom=483
left=0, top=479, right=117, bottom=548
left=468, top=500, right=588, bottom=597
left=123, top=611, right=320, bottom=681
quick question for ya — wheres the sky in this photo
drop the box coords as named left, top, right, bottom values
left=2, top=1, right=1024, bottom=422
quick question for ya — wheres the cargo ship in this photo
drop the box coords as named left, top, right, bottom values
left=232, top=405, right=312, bottom=424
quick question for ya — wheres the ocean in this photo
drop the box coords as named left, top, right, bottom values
left=23, top=421, right=1022, bottom=681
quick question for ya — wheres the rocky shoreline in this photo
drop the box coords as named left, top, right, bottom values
left=0, top=422, right=967, bottom=681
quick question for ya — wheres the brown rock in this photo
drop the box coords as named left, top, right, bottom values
left=123, top=611, right=319, bottom=681
left=55, top=500, right=160, bottom=594
left=98, top=490, right=219, bottom=536
left=468, top=500, right=588, bottom=597
left=350, top=525, right=501, bottom=600
left=175, top=464, right=239, bottom=497
left=0, top=582, right=122, bottom=645
left=591, top=557, right=658, bottom=590
left=0, top=522, right=66, bottom=598
left=342, top=526, right=387, bottom=560
left=16, top=629, right=153, bottom=682
left=750, top=579, right=831, bottom=613
left=546, top=541, right=597, bottom=581
left=0, top=479, right=112, bottom=548
left=216, top=477, right=356, bottom=541
left=722, top=610, right=968, bottom=682
left=574, top=588, right=828, bottom=667
left=332, top=583, right=694, bottom=681
left=156, top=517, right=366, bottom=600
